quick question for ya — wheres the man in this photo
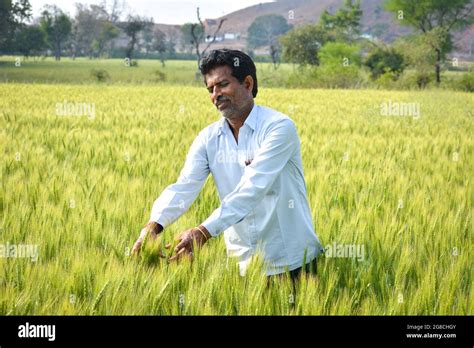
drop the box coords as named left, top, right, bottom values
left=132, top=49, right=324, bottom=280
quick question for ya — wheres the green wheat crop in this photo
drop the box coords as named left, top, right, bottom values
left=1, top=83, right=472, bottom=315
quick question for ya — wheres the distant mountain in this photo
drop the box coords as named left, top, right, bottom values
left=145, top=0, right=472, bottom=57
left=201, top=0, right=473, bottom=56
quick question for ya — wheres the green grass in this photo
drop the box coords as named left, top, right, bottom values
left=1, top=83, right=472, bottom=315
left=1, top=56, right=471, bottom=90
left=0, top=56, right=293, bottom=87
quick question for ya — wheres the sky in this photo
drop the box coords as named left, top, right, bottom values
left=29, top=0, right=275, bottom=25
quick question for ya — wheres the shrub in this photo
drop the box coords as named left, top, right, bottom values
left=375, top=69, right=400, bottom=89
left=365, top=47, right=405, bottom=80
left=314, top=42, right=364, bottom=88
left=90, top=68, right=110, bottom=82
left=457, top=70, right=474, bottom=92
left=154, top=69, right=166, bottom=82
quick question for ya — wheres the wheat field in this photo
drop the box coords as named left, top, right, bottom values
left=1, top=83, right=472, bottom=315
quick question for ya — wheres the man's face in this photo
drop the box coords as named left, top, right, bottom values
left=204, top=65, right=253, bottom=120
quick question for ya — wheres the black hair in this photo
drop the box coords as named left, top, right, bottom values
left=199, top=49, right=258, bottom=98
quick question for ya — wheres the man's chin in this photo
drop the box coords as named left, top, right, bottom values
left=220, top=110, right=236, bottom=119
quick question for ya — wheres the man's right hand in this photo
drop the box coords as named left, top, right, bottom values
left=131, top=221, right=163, bottom=255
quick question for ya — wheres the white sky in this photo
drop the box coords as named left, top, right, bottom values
left=29, top=0, right=275, bottom=25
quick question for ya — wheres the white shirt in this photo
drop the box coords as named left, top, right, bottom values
left=150, top=104, right=324, bottom=275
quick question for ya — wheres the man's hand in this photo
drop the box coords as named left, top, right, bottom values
left=131, top=221, right=163, bottom=255
left=168, top=225, right=211, bottom=262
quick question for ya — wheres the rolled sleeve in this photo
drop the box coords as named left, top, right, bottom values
left=149, top=131, right=209, bottom=228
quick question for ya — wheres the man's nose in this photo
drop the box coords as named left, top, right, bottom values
left=211, top=86, right=221, bottom=103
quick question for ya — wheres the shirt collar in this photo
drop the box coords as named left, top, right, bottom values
left=217, top=103, right=258, bottom=136
left=244, top=103, right=258, bottom=131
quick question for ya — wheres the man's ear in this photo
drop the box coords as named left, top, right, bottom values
left=244, top=75, right=254, bottom=95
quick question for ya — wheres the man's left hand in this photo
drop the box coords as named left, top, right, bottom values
left=168, top=225, right=211, bottom=262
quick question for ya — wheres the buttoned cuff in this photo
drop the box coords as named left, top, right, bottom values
left=149, top=215, right=170, bottom=230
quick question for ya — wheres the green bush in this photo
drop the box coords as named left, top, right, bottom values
left=154, top=69, right=166, bottom=82
left=90, top=68, right=110, bottom=82
left=319, top=42, right=362, bottom=67
left=457, top=70, right=474, bottom=92
left=365, top=48, right=405, bottom=80
left=315, top=64, right=363, bottom=88
left=375, top=69, right=400, bottom=89
left=284, top=66, right=319, bottom=88
left=280, top=24, right=328, bottom=66
left=389, top=70, right=436, bottom=90
left=314, top=42, right=364, bottom=88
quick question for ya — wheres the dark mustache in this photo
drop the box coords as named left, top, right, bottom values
left=215, top=96, right=230, bottom=105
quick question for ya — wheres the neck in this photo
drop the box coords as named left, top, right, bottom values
left=226, top=100, right=254, bottom=133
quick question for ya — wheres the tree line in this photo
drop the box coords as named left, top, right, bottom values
left=246, top=0, right=473, bottom=87
left=1, top=0, right=184, bottom=65
left=1, top=0, right=472, bottom=88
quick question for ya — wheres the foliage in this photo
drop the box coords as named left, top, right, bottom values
left=180, top=23, right=203, bottom=48
left=247, top=14, right=292, bottom=48
left=320, top=0, right=363, bottom=42
left=314, top=42, right=363, bottom=88
left=40, top=5, right=72, bottom=61
left=90, top=68, right=110, bottom=82
left=384, top=0, right=474, bottom=84
left=456, top=69, right=474, bottom=92
left=280, top=24, right=328, bottom=65
left=393, top=35, right=437, bottom=88
left=14, top=25, right=47, bottom=57
left=121, top=15, right=152, bottom=61
left=364, top=47, right=405, bottom=80
left=0, top=0, right=32, bottom=52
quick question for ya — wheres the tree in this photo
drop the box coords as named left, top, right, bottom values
left=165, top=29, right=177, bottom=59
left=73, top=3, right=119, bottom=58
left=153, top=28, right=167, bottom=66
left=141, top=23, right=154, bottom=57
left=269, top=44, right=280, bottom=69
left=180, top=22, right=203, bottom=53
left=40, top=5, right=72, bottom=61
left=122, top=15, right=152, bottom=63
left=385, top=0, right=474, bottom=84
left=247, top=14, right=292, bottom=69
left=0, top=0, right=32, bottom=53
left=102, top=0, right=125, bottom=24
left=280, top=24, right=329, bottom=65
left=247, top=14, right=292, bottom=48
left=15, top=25, right=47, bottom=58
left=189, top=7, right=226, bottom=69
left=320, top=0, right=362, bottom=42
left=92, top=21, right=119, bottom=57
left=364, top=47, right=405, bottom=79
left=394, top=34, right=437, bottom=88
left=73, top=3, right=106, bottom=58
left=101, top=0, right=125, bottom=55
